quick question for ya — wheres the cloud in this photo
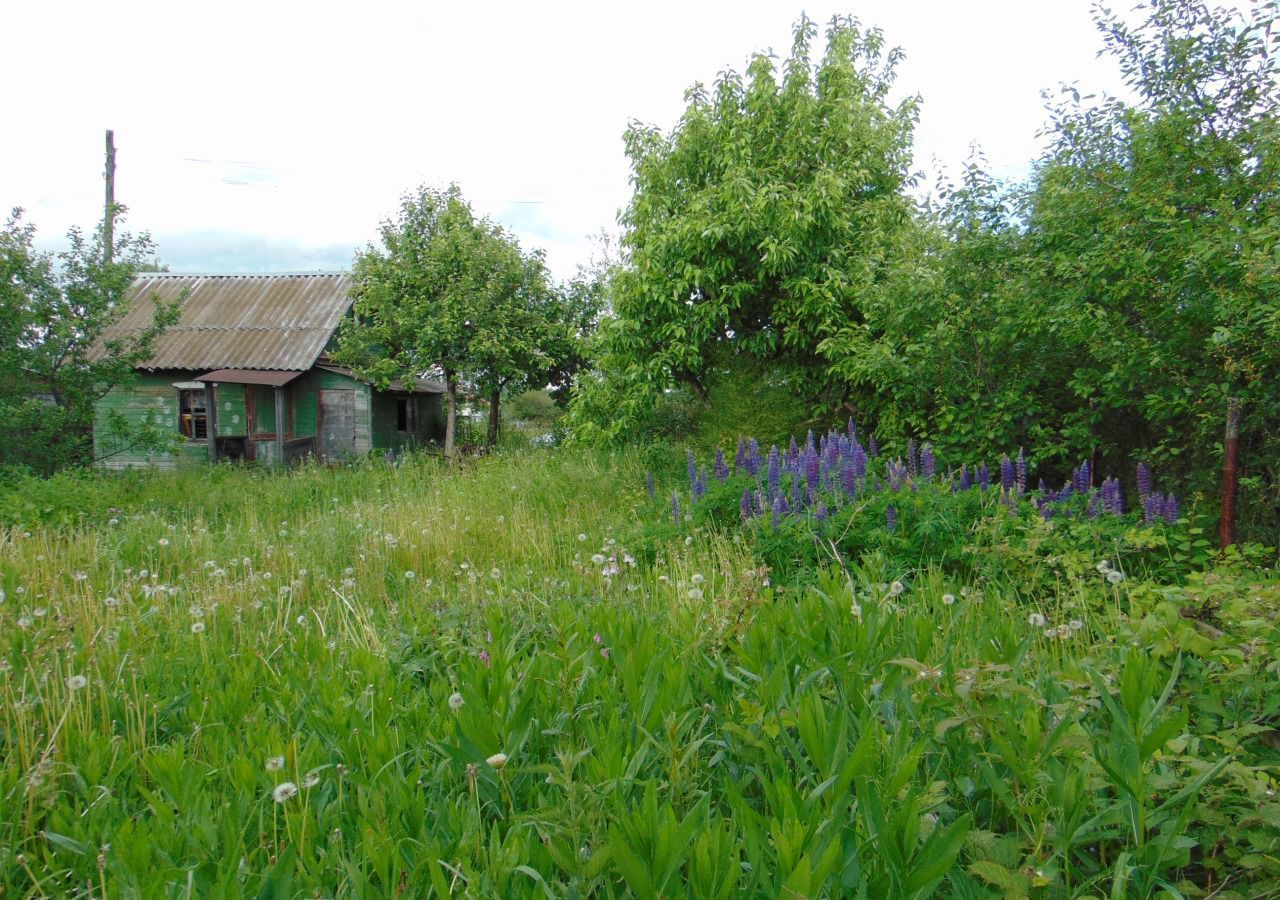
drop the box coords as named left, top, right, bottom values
left=153, top=230, right=357, bottom=273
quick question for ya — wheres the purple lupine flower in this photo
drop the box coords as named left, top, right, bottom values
left=747, top=438, right=761, bottom=476
left=1101, top=478, right=1125, bottom=515
left=1136, top=462, right=1152, bottom=502
left=790, top=475, right=803, bottom=511
left=841, top=460, right=858, bottom=496
left=1037, top=478, right=1048, bottom=496
left=692, top=468, right=708, bottom=501
left=1016, top=448, right=1028, bottom=494
left=805, top=429, right=816, bottom=451
left=755, top=489, right=767, bottom=517
left=1073, top=460, right=1091, bottom=494
left=740, top=488, right=753, bottom=520
left=767, top=446, right=781, bottom=497
left=958, top=464, right=971, bottom=491
left=778, top=494, right=791, bottom=515
left=868, top=434, right=879, bottom=458
left=1038, top=499, right=1053, bottom=519
left=814, top=501, right=828, bottom=523
left=770, top=495, right=784, bottom=530
left=852, top=442, right=868, bottom=478
left=886, top=504, right=897, bottom=532
left=921, top=443, right=936, bottom=480
left=906, top=439, right=920, bottom=477
left=1000, top=455, right=1016, bottom=492
left=787, top=436, right=800, bottom=470
left=978, top=463, right=991, bottom=491
left=848, top=417, right=857, bottom=441
left=804, top=445, right=821, bottom=495
left=1143, top=493, right=1165, bottom=524
left=1163, top=493, right=1179, bottom=524
left=735, top=437, right=747, bottom=472
left=671, top=492, right=681, bottom=525
left=645, top=472, right=655, bottom=499
left=686, top=450, right=698, bottom=491
left=1087, top=491, right=1101, bottom=519
left=714, top=448, right=729, bottom=482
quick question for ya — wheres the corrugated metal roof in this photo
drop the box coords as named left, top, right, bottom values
left=196, top=369, right=304, bottom=386
left=97, top=273, right=354, bottom=371
left=316, top=365, right=447, bottom=394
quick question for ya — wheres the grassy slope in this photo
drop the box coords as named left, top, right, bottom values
left=0, top=450, right=1277, bottom=898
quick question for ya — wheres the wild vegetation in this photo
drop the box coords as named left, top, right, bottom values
left=1, top=441, right=1277, bottom=897
left=2, top=0, right=1278, bottom=896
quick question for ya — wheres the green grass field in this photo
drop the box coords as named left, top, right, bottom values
left=1, top=448, right=1277, bottom=898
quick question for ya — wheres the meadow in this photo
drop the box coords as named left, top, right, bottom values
left=1, top=443, right=1278, bottom=898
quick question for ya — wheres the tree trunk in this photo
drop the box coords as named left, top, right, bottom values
left=487, top=388, right=501, bottom=446
left=1218, top=397, right=1242, bottom=549
left=444, top=370, right=458, bottom=459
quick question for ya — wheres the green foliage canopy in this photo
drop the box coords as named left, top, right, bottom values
left=571, top=15, right=919, bottom=443
left=0, top=209, right=180, bottom=474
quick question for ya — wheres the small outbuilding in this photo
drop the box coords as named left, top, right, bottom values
left=93, top=273, right=445, bottom=468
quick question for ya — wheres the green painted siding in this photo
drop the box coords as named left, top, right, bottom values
left=94, top=372, right=208, bottom=470
left=252, top=386, right=276, bottom=434
left=94, top=366, right=436, bottom=468
left=371, top=393, right=445, bottom=452
left=213, top=384, right=247, bottom=438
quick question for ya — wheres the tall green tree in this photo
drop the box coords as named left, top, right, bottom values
left=336, top=185, right=580, bottom=454
left=570, top=15, right=919, bottom=443
left=1024, top=0, right=1280, bottom=517
left=0, top=208, right=180, bottom=474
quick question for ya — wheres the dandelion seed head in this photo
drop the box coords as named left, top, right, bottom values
left=302, top=771, right=321, bottom=789
left=266, top=756, right=285, bottom=772
left=486, top=752, right=508, bottom=769
left=941, top=593, right=956, bottom=606
left=272, top=782, right=298, bottom=803
left=1106, top=569, right=1125, bottom=584
left=1028, top=612, right=1047, bottom=628
left=66, top=674, right=88, bottom=691
left=687, top=587, right=704, bottom=601
left=190, top=622, right=205, bottom=634
left=889, top=581, right=905, bottom=596
left=448, top=692, right=465, bottom=711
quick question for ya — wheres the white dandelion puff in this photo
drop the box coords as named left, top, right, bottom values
left=66, top=674, right=88, bottom=691
left=941, top=593, right=956, bottom=606
left=889, top=581, right=905, bottom=596
left=1106, top=569, right=1125, bottom=584
left=448, top=692, right=465, bottom=711
left=265, top=756, right=285, bottom=772
left=485, top=753, right=508, bottom=769
left=302, top=771, right=321, bottom=789
left=272, top=782, right=298, bottom=803
left=190, top=622, right=205, bottom=634
left=1028, top=612, right=1047, bottom=628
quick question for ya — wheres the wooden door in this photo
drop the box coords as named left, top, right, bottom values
left=318, top=389, right=356, bottom=462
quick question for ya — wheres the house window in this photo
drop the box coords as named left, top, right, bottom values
left=396, top=397, right=415, bottom=432
left=179, top=390, right=208, bottom=440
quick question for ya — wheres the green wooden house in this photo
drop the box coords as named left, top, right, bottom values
left=93, top=273, right=445, bottom=468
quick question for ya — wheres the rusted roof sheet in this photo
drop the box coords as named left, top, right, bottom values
left=97, top=273, right=353, bottom=371
left=316, top=364, right=447, bottom=394
left=196, top=369, right=304, bottom=387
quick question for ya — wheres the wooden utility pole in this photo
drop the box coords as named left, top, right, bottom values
left=104, top=129, right=116, bottom=265
left=1219, top=398, right=1242, bottom=549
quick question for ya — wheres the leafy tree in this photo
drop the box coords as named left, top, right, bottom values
left=0, top=208, right=181, bottom=474
left=571, top=15, right=919, bottom=443
left=1023, top=0, right=1280, bottom=521
left=336, top=185, right=583, bottom=453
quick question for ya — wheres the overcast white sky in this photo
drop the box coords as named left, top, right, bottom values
left=5, top=0, right=1132, bottom=281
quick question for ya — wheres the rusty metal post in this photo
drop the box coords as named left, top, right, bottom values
left=1219, top=398, right=1242, bottom=549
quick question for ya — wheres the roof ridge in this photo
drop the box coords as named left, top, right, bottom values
left=136, top=271, right=348, bottom=277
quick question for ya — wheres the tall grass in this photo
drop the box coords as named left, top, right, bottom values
left=1, top=448, right=1276, bottom=897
